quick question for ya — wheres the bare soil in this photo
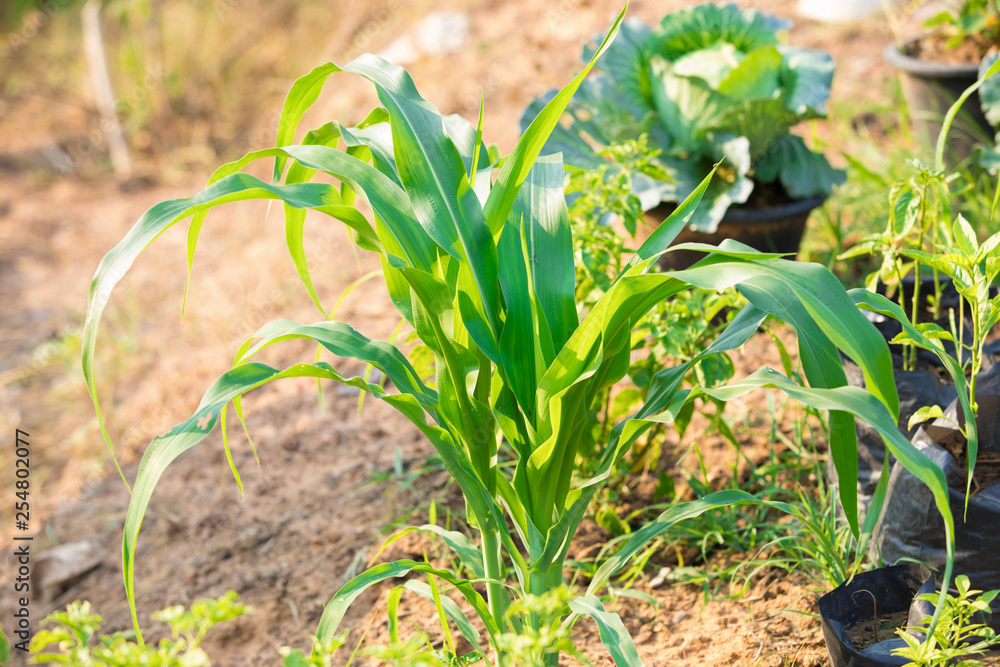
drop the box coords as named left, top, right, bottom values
left=0, top=1, right=911, bottom=665
left=845, top=609, right=909, bottom=651
left=906, top=32, right=1000, bottom=67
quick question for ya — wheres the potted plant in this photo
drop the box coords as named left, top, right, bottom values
left=834, top=159, right=961, bottom=513
left=520, top=2, right=845, bottom=268
left=883, top=0, right=999, bottom=161
left=818, top=566, right=1000, bottom=667
left=81, top=9, right=964, bottom=665
left=831, top=61, right=1000, bottom=516
left=851, top=212, right=1000, bottom=621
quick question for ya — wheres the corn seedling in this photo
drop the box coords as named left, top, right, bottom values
left=83, top=7, right=961, bottom=663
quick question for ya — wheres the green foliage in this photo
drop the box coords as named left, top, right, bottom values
left=889, top=215, right=1000, bottom=505
left=846, top=72, right=1000, bottom=504
left=0, top=621, right=10, bottom=664
left=80, top=7, right=967, bottom=664
left=278, top=632, right=347, bottom=667
left=899, top=216, right=1000, bottom=412
left=892, top=575, right=1000, bottom=667
left=0, top=0, right=78, bottom=31
left=29, top=592, right=248, bottom=666
left=494, top=588, right=589, bottom=666
left=743, top=475, right=862, bottom=589
left=921, top=0, right=1000, bottom=51
left=568, top=136, right=669, bottom=299
left=837, top=159, right=956, bottom=369
left=523, top=3, right=844, bottom=232
left=565, top=136, right=742, bottom=483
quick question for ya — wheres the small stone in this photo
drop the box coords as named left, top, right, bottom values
left=649, top=566, right=672, bottom=589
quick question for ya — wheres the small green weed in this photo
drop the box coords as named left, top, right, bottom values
left=29, top=591, right=248, bottom=666
left=893, top=575, right=1000, bottom=667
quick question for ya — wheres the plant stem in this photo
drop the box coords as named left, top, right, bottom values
left=969, top=300, right=981, bottom=417
left=482, top=529, right=508, bottom=637
left=894, top=259, right=914, bottom=370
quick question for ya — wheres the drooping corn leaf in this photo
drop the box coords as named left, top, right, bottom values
left=83, top=174, right=375, bottom=482
left=315, top=560, right=500, bottom=648
left=583, top=368, right=955, bottom=637
left=403, top=580, right=484, bottom=654
left=567, top=595, right=642, bottom=667
left=850, top=289, right=977, bottom=505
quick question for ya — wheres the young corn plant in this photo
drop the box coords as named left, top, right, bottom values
left=82, top=8, right=960, bottom=664
left=852, top=61, right=1000, bottom=505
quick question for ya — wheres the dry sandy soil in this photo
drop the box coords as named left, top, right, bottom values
left=0, top=0, right=921, bottom=664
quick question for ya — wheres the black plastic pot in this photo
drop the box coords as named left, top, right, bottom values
left=651, top=194, right=825, bottom=270
left=884, top=41, right=993, bottom=164
left=818, top=563, right=935, bottom=667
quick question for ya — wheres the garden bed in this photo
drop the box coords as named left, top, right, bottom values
left=0, top=1, right=962, bottom=664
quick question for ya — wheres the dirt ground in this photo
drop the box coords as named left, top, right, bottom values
left=0, top=0, right=920, bottom=664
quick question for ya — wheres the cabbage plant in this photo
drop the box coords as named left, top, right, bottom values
left=522, top=3, right=845, bottom=231
left=82, top=8, right=958, bottom=665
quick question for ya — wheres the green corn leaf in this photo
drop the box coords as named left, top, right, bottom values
left=703, top=368, right=955, bottom=635
left=567, top=594, right=642, bottom=667
left=117, top=354, right=517, bottom=645
left=272, top=62, right=341, bottom=183
left=540, top=303, right=767, bottom=571
left=497, top=220, right=538, bottom=420
left=483, top=4, right=628, bottom=234
left=851, top=289, right=977, bottom=507
left=514, top=154, right=578, bottom=359
left=672, top=249, right=898, bottom=416
left=121, top=361, right=386, bottom=640
left=234, top=320, right=436, bottom=406
left=344, top=55, right=501, bottom=340
left=340, top=121, right=401, bottom=185
left=621, top=164, right=718, bottom=275
left=315, top=560, right=500, bottom=649
left=387, top=586, right=403, bottom=646
left=376, top=525, right=485, bottom=580
left=83, top=174, right=357, bottom=487
left=441, top=113, right=492, bottom=179
left=280, top=122, right=350, bottom=317
left=403, top=580, right=484, bottom=654
left=586, top=490, right=798, bottom=595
